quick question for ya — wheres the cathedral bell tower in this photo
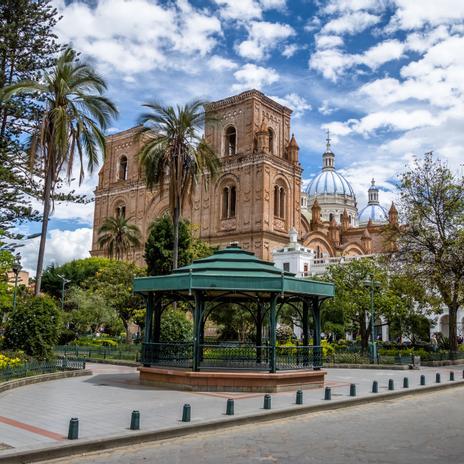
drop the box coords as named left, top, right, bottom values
left=194, top=90, right=303, bottom=260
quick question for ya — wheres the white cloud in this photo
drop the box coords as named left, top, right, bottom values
left=213, top=0, right=285, bottom=21
left=315, top=34, right=344, bottom=49
left=236, top=21, right=295, bottom=60
left=304, top=16, right=321, bottom=32
left=318, top=100, right=338, bottom=115
left=322, top=11, right=380, bottom=35
left=388, top=0, right=464, bottom=31
left=53, top=0, right=221, bottom=76
left=208, top=55, right=238, bottom=71
left=20, top=228, right=93, bottom=276
left=282, top=43, right=299, bottom=58
left=231, top=63, right=279, bottom=91
left=322, top=0, right=387, bottom=14
left=268, top=93, right=312, bottom=117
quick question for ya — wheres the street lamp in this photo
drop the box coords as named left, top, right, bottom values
left=57, top=274, right=71, bottom=311
left=363, top=274, right=381, bottom=363
left=11, top=254, right=22, bottom=311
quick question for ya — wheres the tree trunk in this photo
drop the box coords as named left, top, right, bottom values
left=448, top=303, right=458, bottom=354
left=34, top=164, right=53, bottom=296
left=172, top=202, right=180, bottom=270
left=359, top=313, right=369, bottom=353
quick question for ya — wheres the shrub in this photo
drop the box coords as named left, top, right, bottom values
left=160, top=309, right=192, bottom=342
left=276, top=325, right=294, bottom=342
left=4, top=295, right=61, bottom=359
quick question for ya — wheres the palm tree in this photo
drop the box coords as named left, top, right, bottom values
left=97, top=215, right=142, bottom=260
left=137, top=101, right=220, bottom=269
left=1, top=48, right=118, bottom=295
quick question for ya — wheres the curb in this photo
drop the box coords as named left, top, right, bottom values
left=0, top=370, right=92, bottom=395
left=83, top=358, right=140, bottom=367
left=326, top=363, right=411, bottom=370
left=1, top=379, right=463, bottom=463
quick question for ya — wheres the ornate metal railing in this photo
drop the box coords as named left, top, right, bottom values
left=276, top=345, right=322, bottom=370
left=200, top=344, right=271, bottom=370
left=141, top=342, right=193, bottom=368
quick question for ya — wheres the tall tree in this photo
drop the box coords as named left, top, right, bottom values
left=97, top=215, right=142, bottom=261
left=137, top=101, right=220, bottom=269
left=391, top=153, right=464, bottom=353
left=0, top=0, right=61, bottom=238
left=1, top=48, right=118, bottom=295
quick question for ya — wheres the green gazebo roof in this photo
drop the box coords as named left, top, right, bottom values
left=133, top=245, right=334, bottom=298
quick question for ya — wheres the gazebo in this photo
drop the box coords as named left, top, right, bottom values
left=133, top=245, right=334, bottom=391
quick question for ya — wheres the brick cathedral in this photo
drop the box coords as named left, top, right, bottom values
left=90, top=90, right=397, bottom=265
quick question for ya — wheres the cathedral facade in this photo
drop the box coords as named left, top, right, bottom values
left=90, top=90, right=397, bottom=265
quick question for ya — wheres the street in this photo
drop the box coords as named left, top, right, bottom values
left=48, top=386, right=464, bottom=464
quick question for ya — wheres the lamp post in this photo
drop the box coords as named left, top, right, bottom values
left=57, top=274, right=71, bottom=311
left=11, top=254, right=22, bottom=311
left=363, top=275, right=381, bottom=363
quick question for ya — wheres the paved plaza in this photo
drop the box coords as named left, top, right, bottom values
left=0, top=363, right=463, bottom=460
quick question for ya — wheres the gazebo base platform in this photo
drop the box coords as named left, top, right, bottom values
left=138, top=367, right=326, bottom=392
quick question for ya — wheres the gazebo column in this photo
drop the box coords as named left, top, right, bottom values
left=269, top=295, right=278, bottom=373
left=193, top=291, right=204, bottom=372
left=142, top=292, right=154, bottom=366
left=302, top=299, right=310, bottom=367
left=312, top=296, right=322, bottom=370
left=256, top=302, right=263, bottom=365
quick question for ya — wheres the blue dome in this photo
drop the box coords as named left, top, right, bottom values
left=358, top=204, right=388, bottom=224
left=307, top=170, right=355, bottom=197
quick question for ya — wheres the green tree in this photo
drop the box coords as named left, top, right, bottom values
left=1, top=48, right=118, bottom=295
left=4, top=294, right=61, bottom=359
left=160, top=309, right=192, bottom=342
left=84, top=260, right=145, bottom=343
left=137, top=100, right=220, bottom=269
left=391, top=153, right=464, bottom=353
left=97, top=215, right=142, bottom=260
left=0, top=0, right=60, bottom=239
left=322, top=259, right=407, bottom=352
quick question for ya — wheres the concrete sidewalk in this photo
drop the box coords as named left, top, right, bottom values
left=0, top=363, right=463, bottom=459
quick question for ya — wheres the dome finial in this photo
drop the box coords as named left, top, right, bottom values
left=326, top=129, right=331, bottom=151
left=371, top=178, right=375, bottom=186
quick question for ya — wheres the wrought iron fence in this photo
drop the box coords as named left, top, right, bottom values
left=141, top=342, right=193, bottom=368
left=0, top=358, right=86, bottom=383
left=200, top=344, right=271, bottom=370
left=276, top=345, right=322, bottom=370
left=55, top=345, right=141, bottom=362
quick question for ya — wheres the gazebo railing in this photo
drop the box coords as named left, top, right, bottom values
left=142, top=342, right=193, bottom=368
left=276, top=345, right=322, bottom=370
left=200, top=344, right=271, bottom=370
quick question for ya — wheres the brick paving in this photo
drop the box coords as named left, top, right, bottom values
left=0, top=363, right=462, bottom=455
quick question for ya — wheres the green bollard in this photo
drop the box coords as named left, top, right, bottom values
left=436, top=373, right=441, bottom=383
left=450, top=371, right=455, bottom=381
left=372, top=380, right=378, bottom=393
left=226, top=398, right=234, bottom=415
left=182, top=404, right=191, bottom=422
left=68, top=418, right=79, bottom=440
left=388, top=379, right=394, bottom=391
left=403, top=377, right=409, bottom=388
left=350, top=384, right=356, bottom=397
left=263, top=394, right=272, bottom=410
left=462, top=370, right=464, bottom=379
left=296, top=390, right=303, bottom=405
left=420, top=375, right=426, bottom=386
left=324, top=387, right=331, bottom=400
left=130, top=410, right=140, bottom=430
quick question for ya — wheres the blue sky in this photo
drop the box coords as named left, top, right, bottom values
left=19, top=0, right=464, bottom=273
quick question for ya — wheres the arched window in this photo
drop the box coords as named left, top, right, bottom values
left=349, top=215, right=352, bottom=224
left=340, top=214, right=343, bottom=223
left=115, top=204, right=126, bottom=219
left=224, top=126, right=236, bottom=156
left=273, top=184, right=286, bottom=219
left=119, top=156, right=128, bottom=180
left=268, top=128, right=274, bottom=154
left=329, top=213, right=334, bottom=221
left=222, top=185, right=236, bottom=219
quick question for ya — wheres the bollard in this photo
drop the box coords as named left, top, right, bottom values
left=182, top=404, right=191, bottom=422
left=296, top=390, right=303, bottom=405
left=263, top=394, right=272, bottom=410
left=462, top=369, right=464, bottom=379
left=226, top=398, right=234, bottom=416
left=372, top=380, right=378, bottom=393
left=130, top=410, right=140, bottom=430
left=68, top=418, right=79, bottom=440
left=350, top=384, right=356, bottom=397
left=324, top=387, right=331, bottom=400
left=403, top=377, right=409, bottom=389
left=420, top=375, right=426, bottom=386
left=388, top=379, right=394, bottom=391
left=436, top=373, right=441, bottom=383
left=450, top=371, right=455, bottom=381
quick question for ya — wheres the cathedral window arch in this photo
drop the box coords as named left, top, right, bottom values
left=273, top=182, right=286, bottom=219
left=268, top=128, right=274, bottom=154
left=115, top=203, right=126, bottom=219
left=222, top=184, right=237, bottom=219
left=118, top=155, right=128, bottom=181
left=224, top=126, right=237, bottom=156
